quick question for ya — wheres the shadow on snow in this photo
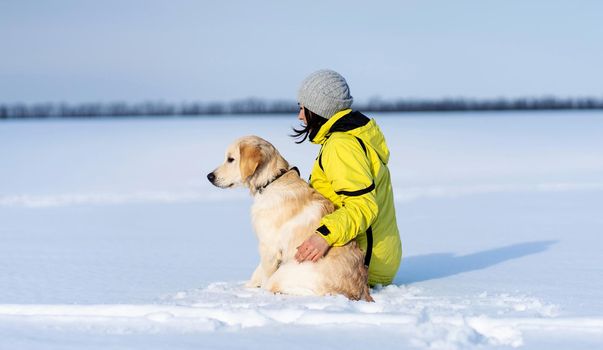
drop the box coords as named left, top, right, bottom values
left=394, top=240, right=557, bottom=284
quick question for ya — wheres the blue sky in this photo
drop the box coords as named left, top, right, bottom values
left=1, top=0, right=602, bottom=103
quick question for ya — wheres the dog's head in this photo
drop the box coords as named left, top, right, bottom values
left=207, top=135, right=288, bottom=190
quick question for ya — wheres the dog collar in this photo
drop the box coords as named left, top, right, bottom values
left=257, top=166, right=300, bottom=194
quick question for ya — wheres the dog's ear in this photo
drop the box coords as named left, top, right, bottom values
left=239, top=143, right=262, bottom=180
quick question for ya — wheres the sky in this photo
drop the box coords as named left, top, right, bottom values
left=1, top=0, right=602, bottom=104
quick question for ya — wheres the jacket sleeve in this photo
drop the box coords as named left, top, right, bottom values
left=316, top=135, right=378, bottom=247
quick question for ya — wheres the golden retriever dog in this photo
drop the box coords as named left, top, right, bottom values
left=207, top=135, right=372, bottom=301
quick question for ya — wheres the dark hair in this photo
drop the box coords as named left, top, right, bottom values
left=290, top=108, right=328, bottom=144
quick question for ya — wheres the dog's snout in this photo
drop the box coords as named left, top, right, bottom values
left=207, top=172, right=216, bottom=183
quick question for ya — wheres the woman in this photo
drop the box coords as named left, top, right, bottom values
left=292, top=69, right=402, bottom=286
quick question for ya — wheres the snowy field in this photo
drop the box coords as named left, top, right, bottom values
left=1, top=111, right=602, bottom=349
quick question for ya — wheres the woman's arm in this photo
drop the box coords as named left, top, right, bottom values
left=295, top=134, right=378, bottom=263
left=317, top=134, right=378, bottom=246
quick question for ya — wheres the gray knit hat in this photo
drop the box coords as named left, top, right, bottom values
left=297, top=69, right=353, bottom=119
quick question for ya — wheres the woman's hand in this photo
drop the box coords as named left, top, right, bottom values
left=295, top=234, right=330, bottom=263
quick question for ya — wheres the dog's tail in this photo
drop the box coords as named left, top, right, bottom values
left=359, top=264, right=374, bottom=302
left=361, top=284, right=374, bottom=302
left=345, top=255, right=374, bottom=302
left=327, top=242, right=375, bottom=302
left=363, top=290, right=375, bottom=302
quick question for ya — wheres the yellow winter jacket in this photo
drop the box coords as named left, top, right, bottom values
left=309, top=109, right=402, bottom=286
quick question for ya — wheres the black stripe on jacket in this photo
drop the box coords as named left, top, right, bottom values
left=335, top=181, right=375, bottom=197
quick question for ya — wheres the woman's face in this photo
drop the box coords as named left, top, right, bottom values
left=297, top=105, right=307, bottom=125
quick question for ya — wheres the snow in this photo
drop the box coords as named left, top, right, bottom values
left=1, top=111, right=602, bottom=349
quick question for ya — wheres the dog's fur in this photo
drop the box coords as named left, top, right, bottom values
left=208, top=135, right=372, bottom=301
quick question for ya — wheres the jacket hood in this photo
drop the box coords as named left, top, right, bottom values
left=311, top=109, right=390, bottom=164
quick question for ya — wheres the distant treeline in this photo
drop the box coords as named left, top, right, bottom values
left=1, top=97, right=602, bottom=119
